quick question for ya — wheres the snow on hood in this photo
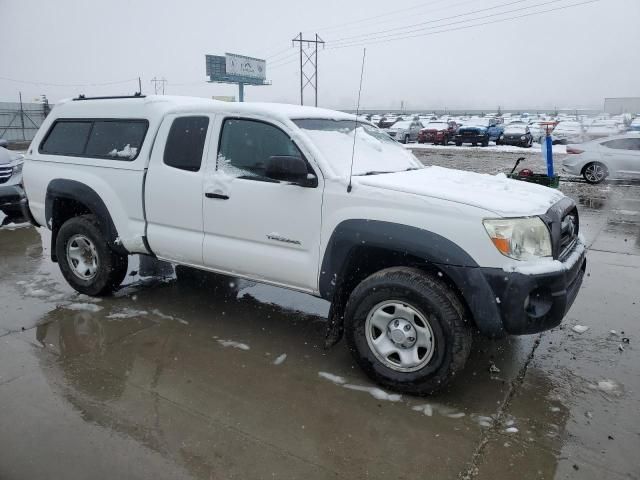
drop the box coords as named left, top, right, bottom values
left=355, top=166, right=565, bottom=217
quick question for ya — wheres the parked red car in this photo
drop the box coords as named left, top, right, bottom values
left=418, top=120, right=458, bottom=145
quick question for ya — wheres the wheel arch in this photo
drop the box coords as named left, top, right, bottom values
left=45, top=179, right=126, bottom=261
left=320, top=220, right=506, bottom=347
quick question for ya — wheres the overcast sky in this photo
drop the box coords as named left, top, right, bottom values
left=2, top=0, right=638, bottom=111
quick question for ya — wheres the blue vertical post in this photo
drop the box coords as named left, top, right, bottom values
left=238, top=82, right=244, bottom=102
left=545, top=132, right=554, bottom=177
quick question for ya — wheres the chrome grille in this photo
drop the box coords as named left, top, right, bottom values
left=559, top=209, right=579, bottom=260
left=0, top=166, right=12, bottom=184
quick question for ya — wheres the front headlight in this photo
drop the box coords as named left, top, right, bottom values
left=483, top=217, right=552, bottom=260
left=12, top=161, right=23, bottom=175
left=520, top=135, right=526, bottom=140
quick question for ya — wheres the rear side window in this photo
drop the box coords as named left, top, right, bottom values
left=163, top=116, right=209, bottom=172
left=40, top=119, right=148, bottom=160
left=41, top=121, right=92, bottom=156
left=602, top=138, right=640, bottom=151
left=85, top=121, right=148, bottom=159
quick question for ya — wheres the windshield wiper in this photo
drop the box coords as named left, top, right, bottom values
left=404, top=167, right=421, bottom=171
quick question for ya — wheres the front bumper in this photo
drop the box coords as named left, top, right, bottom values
left=502, top=137, right=529, bottom=147
left=456, top=134, right=487, bottom=143
left=0, top=184, right=36, bottom=224
left=481, top=245, right=586, bottom=335
left=0, top=184, right=24, bottom=212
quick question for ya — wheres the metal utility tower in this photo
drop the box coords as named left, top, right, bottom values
left=150, top=77, right=167, bottom=95
left=292, top=33, right=324, bottom=106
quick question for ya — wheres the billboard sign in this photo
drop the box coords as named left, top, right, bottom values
left=206, top=54, right=268, bottom=86
left=225, top=53, right=266, bottom=80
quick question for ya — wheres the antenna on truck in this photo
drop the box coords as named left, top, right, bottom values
left=347, top=48, right=366, bottom=193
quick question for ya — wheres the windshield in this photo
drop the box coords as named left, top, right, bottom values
left=505, top=125, right=528, bottom=133
left=390, top=121, right=412, bottom=129
left=293, top=119, right=422, bottom=177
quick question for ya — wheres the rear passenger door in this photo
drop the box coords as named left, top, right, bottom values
left=145, top=114, right=212, bottom=265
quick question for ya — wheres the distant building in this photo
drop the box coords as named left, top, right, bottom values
left=604, top=97, right=640, bottom=115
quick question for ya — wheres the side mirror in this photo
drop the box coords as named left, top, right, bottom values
left=266, top=155, right=317, bottom=187
left=0, top=139, right=8, bottom=148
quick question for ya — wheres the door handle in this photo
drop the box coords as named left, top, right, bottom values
left=205, top=193, right=229, bottom=200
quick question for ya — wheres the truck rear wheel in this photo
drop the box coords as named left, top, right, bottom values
left=344, top=267, right=472, bottom=395
left=55, top=214, right=128, bottom=296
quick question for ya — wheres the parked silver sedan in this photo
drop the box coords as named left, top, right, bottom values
left=563, top=134, right=640, bottom=183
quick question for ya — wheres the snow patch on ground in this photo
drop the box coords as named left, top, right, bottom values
left=590, top=379, right=622, bottom=395
left=64, top=303, right=103, bottom=312
left=343, top=384, right=402, bottom=402
left=107, top=308, right=149, bottom=320
left=273, top=353, right=287, bottom=365
left=151, top=309, right=189, bottom=325
left=412, top=404, right=434, bottom=416
left=318, top=371, right=346, bottom=385
left=217, top=339, right=250, bottom=351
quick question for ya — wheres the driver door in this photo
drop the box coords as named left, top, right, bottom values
left=202, top=117, right=323, bottom=292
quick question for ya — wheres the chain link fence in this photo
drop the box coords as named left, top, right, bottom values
left=0, top=101, right=52, bottom=144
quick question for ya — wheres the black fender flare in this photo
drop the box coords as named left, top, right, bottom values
left=320, top=219, right=505, bottom=345
left=45, top=179, right=126, bottom=260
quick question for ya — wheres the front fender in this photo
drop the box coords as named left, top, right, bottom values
left=320, top=219, right=506, bottom=340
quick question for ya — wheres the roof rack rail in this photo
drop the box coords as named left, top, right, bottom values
left=73, top=93, right=146, bottom=101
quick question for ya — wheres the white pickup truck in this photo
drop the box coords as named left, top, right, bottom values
left=22, top=95, right=586, bottom=394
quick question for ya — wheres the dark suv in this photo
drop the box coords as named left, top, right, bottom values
left=455, top=125, right=490, bottom=147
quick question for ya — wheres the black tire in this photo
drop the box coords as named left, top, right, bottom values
left=455, top=141, right=462, bottom=147
left=55, top=214, right=128, bottom=296
left=442, top=137, right=448, bottom=146
left=344, top=267, right=472, bottom=395
left=482, top=140, right=489, bottom=147
left=582, top=162, right=608, bottom=184
left=402, top=135, right=409, bottom=144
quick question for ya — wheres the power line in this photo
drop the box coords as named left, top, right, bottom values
left=329, top=0, right=533, bottom=45
left=326, top=0, right=600, bottom=50
left=308, top=0, right=449, bottom=34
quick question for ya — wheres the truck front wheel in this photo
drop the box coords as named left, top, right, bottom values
left=344, top=267, right=472, bottom=395
left=56, top=214, right=128, bottom=296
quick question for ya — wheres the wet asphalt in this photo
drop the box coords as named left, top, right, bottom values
left=1, top=147, right=639, bottom=480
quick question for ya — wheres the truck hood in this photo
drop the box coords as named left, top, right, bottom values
left=356, top=167, right=565, bottom=217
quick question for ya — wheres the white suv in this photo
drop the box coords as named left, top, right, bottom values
left=22, top=95, right=586, bottom=394
left=0, top=146, right=25, bottom=223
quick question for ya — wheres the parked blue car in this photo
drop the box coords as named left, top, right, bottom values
left=454, top=126, right=490, bottom=147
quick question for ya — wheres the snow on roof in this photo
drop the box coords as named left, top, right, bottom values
left=52, top=95, right=357, bottom=123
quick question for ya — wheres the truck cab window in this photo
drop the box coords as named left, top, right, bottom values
left=218, top=118, right=303, bottom=180
left=85, top=120, right=148, bottom=160
left=164, top=116, right=209, bottom=172
left=40, top=121, right=92, bottom=156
